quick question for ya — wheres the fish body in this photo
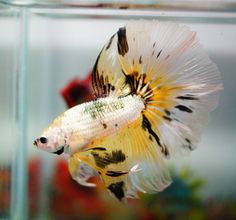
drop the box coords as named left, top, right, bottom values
left=38, top=95, right=144, bottom=155
left=34, top=20, right=222, bottom=201
left=65, top=94, right=144, bottom=140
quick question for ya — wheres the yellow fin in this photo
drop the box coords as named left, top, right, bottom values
left=68, top=153, right=98, bottom=187
left=88, top=117, right=172, bottom=196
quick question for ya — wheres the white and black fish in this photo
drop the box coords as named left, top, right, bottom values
left=34, top=20, right=222, bottom=202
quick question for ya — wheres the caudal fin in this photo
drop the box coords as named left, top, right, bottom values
left=116, top=21, right=222, bottom=157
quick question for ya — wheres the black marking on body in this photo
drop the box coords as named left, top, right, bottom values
left=115, top=123, right=118, bottom=127
left=92, top=150, right=126, bottom=169
left=108, top=181, right=125, bottom=201
left=175, top=105, right=193, bottom=113
left=156, top=50, right=162, bottom=59
left=177, top=95, right=199, bottom=100
left=142, top=115, right=169, bottom=157
left=153, top=42, right=156, bottom=48
left=106, top=170, right=128, bottom=177
left=102, top=123, right=107, bottom=129
left=106, top=34, right=115, bottom=50
left=53, top=147, right=64, bottom=155
left=117, top=27, right=129, bottom=56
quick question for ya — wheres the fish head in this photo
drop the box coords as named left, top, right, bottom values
left=34, top=125, right=66, bottom=155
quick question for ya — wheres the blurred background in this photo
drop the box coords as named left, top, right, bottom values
left=0, top=1, right=236, bottom=219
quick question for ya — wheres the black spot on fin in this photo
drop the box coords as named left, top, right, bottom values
left=185, top=138, right=193, bottom=150
left=124, top=73, right=136, bottom=93
left=92, top=55, right=116, bottom=98
left=92, top=150, right=126, bottom=169
left=185, top=138, right=191, bottom=144
left=142, top=115, right=169, bottom=157
left=176, top=95, right=199, bottom=100
left=108, top=181, right=125, bottom=201
left=91, top=51, right=103, bottom=97
left=88, top=147, right=107, bottom=151
left=139, top=56, right=142, bottom=64
left=164, top=109, right=171, bottom=116
left=175, top=105, right=193, bottom=113
left=117, top=27, right=129, bottom=56
left=106, top=34, right=115, bottom=50
left=106, top=170, right=128, bottom=177
left=156, top=50, right=162, bottom=59
left=163, top=115, right=172, bottom=122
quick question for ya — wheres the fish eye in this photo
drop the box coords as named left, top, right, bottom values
left=39, top=137, right=48, bottom=144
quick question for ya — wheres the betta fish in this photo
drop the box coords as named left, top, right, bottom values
left=34, top=21, right=222, bottom=202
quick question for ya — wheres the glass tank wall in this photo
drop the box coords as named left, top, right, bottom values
left=0, top=1, right=236, bottom=219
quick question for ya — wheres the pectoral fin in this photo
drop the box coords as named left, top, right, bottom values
left=68, top=154, right=98, bottom=187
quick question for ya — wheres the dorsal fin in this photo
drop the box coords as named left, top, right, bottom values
left=92, top=32, right=131, bottom=98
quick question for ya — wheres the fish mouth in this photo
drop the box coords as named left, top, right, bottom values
left=53, top=147, right=64, bottom=155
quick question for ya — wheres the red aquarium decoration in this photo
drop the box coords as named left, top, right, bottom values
left=28, top=158, right=41, bottom=218
left=60, top=73, right=94, bottom=108
left=0, top=166, right=10, bottom=217
left=50, top=159, right=107, bottom=219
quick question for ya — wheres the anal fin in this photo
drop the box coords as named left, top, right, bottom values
left=87, top=117, right=172, bottom=196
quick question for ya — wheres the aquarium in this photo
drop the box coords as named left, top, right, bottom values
left=0, top=1, right=236, bottom=219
